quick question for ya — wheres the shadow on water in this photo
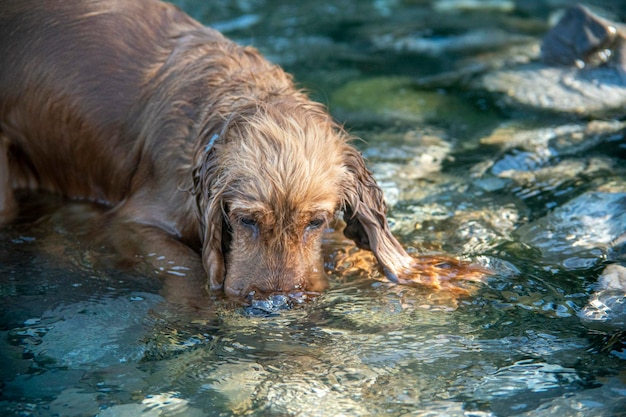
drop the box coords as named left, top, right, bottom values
left=2, top=0, right=626, bottom=416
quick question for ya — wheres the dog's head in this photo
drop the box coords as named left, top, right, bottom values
left=193, top=99, right=415, bottom=300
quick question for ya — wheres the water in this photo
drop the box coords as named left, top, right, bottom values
left=2, top=1, right=626, bottom=416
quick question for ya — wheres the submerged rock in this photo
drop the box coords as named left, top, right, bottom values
left=331, top=76, right=498, bottom=130
left=479, top=120, right=626, bottom=153
left=8, top=293, right=162, bottom=368
left=364, top=130, right=454, bottom=206
left=479, top=64, right=626, bottom=117
left=580, top=263, right=626, bottom=330
left=516, top=192, right=626, bottom=269
left=473, top=119, right=625, bottom=186
left=433, top=0, right=515, bottom=13
left=372, top=28, right=532, bottom=56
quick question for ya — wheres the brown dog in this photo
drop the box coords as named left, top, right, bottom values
left=0, top=0, right=481, bottom=301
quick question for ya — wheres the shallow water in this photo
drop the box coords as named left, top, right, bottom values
left=2, top=1, right=626, bottom=416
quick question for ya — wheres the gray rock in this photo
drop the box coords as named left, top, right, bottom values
left=476, top=5, right=626, bottom=117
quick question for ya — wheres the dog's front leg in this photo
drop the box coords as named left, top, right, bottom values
left=92, top=214, right=213, bottom=312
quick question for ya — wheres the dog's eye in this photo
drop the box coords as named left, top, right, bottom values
left=307, top=218, right=325, bottom=230
left=240, top=217, right=258, bottom=228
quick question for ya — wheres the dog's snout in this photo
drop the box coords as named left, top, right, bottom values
left=224, top=267, right=329, bottom=302
left=245, top=277, right=306, bottom=299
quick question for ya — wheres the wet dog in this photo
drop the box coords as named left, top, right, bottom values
left=0, top=0, right=483, bottom=301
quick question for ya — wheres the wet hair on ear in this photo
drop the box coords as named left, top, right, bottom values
left=340, top=144, right=415, bottom=283
left=192, top=138, right=225, bottom=289
left=191, top=114, right=239, bottom=290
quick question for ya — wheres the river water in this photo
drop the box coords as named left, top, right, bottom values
left=1, top=0, right=625, bottom=416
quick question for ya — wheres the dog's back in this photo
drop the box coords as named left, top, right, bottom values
left=0, top=0, right=202, bottom=203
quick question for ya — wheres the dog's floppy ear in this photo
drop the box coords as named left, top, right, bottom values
left=341, top=144, right=415, bottom=283
left=192, top=133, right=228, bottom=290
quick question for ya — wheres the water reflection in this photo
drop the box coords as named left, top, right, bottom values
left=2, top=0, right=626, bottom=416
